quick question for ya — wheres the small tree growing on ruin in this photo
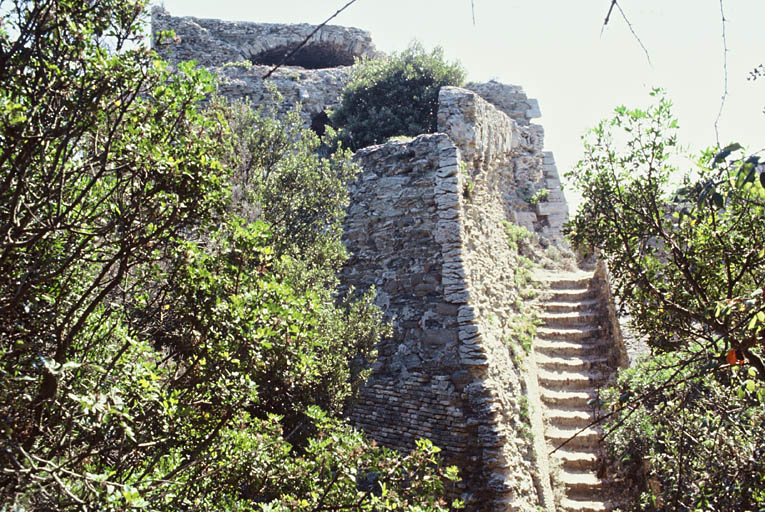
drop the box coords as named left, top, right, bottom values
left=330, top=41, right=465, bottom=151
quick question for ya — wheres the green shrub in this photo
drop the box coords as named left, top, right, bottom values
left=528, top=188, right=549, bottom=205
left=331, top=41, right=465, bottom=151
left=603, top=351, right=765, bottom=511
left=504, top=221, right=533, bottom=253
left=0, top=2, right=461, bottom=508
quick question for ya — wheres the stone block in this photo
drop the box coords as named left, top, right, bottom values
left=437, top=163, right=459, bottom=178
left=435, top=191, right=460, bottom=209
left=536, top=201, right=566, bottom=216
left=513, top=211, right=537, bottom=231
left=457, top=305, right=477, bottom=323
left=525, top=98, right=541, bottom=118
left=437, top=208, right=459, bottom=220
left=434, top=222, right=461, bottom=245
left=423, top=328, right=458, bottom=346
left=458, top=324, right=480, bottom=340
left=461, top=356, right=488, bottom=366
left=445, top=289, right=471, bottom=303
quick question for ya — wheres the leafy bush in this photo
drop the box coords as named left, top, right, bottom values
left=568, top=90, right=765, bottom=510
left=603, top=352, right=765, bottom=511
left=330, top=41, right=465, bottom=151
left=528, top=188, right=549, bottom=205
left=566, top=90, right=765, bottom=373
left=504, top=221, right=533, bottom=253
left=0, top=2, right=461, bottom=509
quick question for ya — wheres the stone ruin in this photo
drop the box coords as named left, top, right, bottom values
left=153, top=8, right=573, bottom=510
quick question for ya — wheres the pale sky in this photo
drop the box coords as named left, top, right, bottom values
left=154, top=1, right=765, bottom=205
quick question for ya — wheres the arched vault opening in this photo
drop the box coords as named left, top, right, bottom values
left=251, top=42, right=356, bottom=69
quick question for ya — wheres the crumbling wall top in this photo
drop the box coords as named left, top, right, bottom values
left=467, top=80, right=542, bottom=126
left=152, top=6, right=379, bottom=69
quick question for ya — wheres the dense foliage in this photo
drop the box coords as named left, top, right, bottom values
left=330, top=42, right=465, bottom=151
left=0, top=1, right=460, bottom=510
left=602, top=353, right=765, bottom=510
left=566, top=91, right=765, bottom=510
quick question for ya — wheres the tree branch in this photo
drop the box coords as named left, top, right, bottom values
left=714, top=0, right=729, bottom=146
left=600, top=1, right=651, bottom=66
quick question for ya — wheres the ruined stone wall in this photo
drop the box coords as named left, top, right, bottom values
left=342, top=88, right=568, bottom=510
left=466, top=80, right=542, bottom=126
left=343, top=134, right=479, bottom=487
left=151, top=7, right=377, bottom=68
left=151, top=7, right=372, bottom=125
left=462, top=81, right=568, bottom=244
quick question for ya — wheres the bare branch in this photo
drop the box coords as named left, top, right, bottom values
left=600, top=0, right=617, bottom=36
left=615, top=2, right=652, bottom=66
left=263, top=0, right=362, bottom=79
left=714, top=0, right=729, bottom=146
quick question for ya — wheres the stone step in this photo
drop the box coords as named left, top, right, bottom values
left=536, top=353, right=610, bottom=371
left=535, top=338, right=610, bottom=357
left=541, top=389, right=597, bottom=408
left=557, top=468, right=603, bottom=494
left=545, top=406, right=597, bottom=428
left=553, top=447, right=600, bottom=471
left=548, top=425, right=601, bottom=451
left=537, top=369, right=607, bottom=390
left=534, top=271, right=594, bottom=290
left=536, top=326, right=601, bottom=342
left=559, top=497, right=611, bottom=512
left=547, top=288, right=596, bottom=302
left=540, top=311, right=599, bottom=327
left=542, top=299, right=600, bottom=313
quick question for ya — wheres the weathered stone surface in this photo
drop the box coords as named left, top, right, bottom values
left=514, top=211, right=537, bottom=232
left=466, top=80, right=541, bottom=125
left=152, top=6, right=377, bottom=68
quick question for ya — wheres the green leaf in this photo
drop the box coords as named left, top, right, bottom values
left=736, top=163, right=756, bottom=188
left=697, top=182, right=712, bottom=207
left=713, top=143, right=743, bottom=166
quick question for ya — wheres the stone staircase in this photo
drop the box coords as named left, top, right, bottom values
left=533, top=269, right=620, bottom=512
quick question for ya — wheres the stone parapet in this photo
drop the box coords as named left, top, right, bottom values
left=467, top=80, right=542, bottom=126
left=151, top=6, right=378, bottom=68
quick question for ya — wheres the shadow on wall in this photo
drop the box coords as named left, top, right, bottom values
left=250, top=43, right=356, bottom=69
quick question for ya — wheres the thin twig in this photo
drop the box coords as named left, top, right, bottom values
left=600, top=0, right=617, bottom=36
left=263, top=0, right=362, bottom=79
left=471, top=0, right=476, bottom=25
left=615, top=1, right=652, bottom=66
left=714, top=0, right=728, bottom=146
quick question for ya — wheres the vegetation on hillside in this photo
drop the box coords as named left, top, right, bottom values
left=330, top=41, right=466, bottom=151
left=0, top=1, right=460, bottom=510
left=566, top=90, right=765, bottom=510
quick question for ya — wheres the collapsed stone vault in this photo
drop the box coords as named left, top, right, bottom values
left=152, top=8, right=621, bottom=511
